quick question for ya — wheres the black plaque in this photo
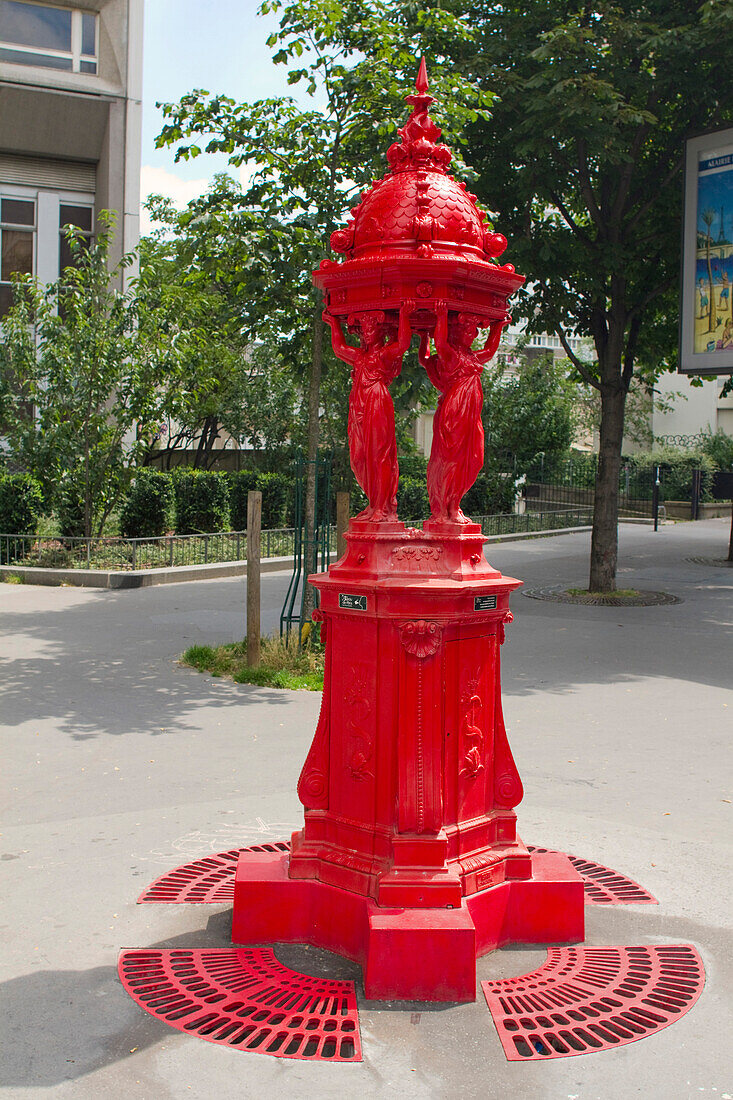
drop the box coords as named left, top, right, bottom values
left=474, top=595, right=497, bottom=611
left=339, top=593, right=368, bottom=611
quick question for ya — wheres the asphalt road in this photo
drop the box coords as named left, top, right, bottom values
left=1, top=519, right=732, bottom=1100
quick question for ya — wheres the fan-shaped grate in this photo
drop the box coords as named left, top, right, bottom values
left=137, top=842, right=290, bottom=903
left=140, top=841, right=656, bottom=906
left=119, top=947, right=361, bottom=1061
left=527, top=846, right=657, bottom=905
left=482, top=944, right=704, bottom=1060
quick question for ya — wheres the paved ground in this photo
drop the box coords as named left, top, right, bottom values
left=1, top=519, right=732, bottom=1100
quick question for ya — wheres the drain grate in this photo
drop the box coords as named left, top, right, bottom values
left=527, top=846, right=657, bottom=905
left=482, top=944, right=704, bottom=1060
left=137, top=842, right=290, bottom=903
left=119, top=947, right=361, bottom=1060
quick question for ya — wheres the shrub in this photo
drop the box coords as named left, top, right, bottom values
left=228, top=470, right=292, bottom=530
left=701, top=430, right=733, bottom=471
left=0, top=473, right=44, bottom=535
left=630, top=447, right=716, bottom=502
left=462, top=472, right=517, bottom=518
left=172, top=469, right=230, bottom=534
left=398, top=453, right=428, bottom=481
left=119, top=469, right=173, bottom=538
left=397, top=476, right=430, bottom=521
left=227, top=471, right=260, bottom=530
left=257, top=472, right=291, bottom=529
left=56, top=482, right=86, bottom=537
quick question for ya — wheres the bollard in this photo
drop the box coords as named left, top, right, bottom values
left=247, top=491, right=262, bottom=668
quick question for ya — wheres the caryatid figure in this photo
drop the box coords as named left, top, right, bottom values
left=420, top=304, right=506, bottom=524
left=324, top=304, right=413, bottom=521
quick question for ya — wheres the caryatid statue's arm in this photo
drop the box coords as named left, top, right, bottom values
left=419, top=332, right=441, bottom=390
left=475, top=317, right=509, bottom=366
left=322, top=311, right=358, bottom=367
left=383, top=300, right=415, bottom=381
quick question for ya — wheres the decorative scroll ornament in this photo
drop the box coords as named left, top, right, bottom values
left=345, top=670, right=375, bottom=782
left=399, top=619, right=442, bottom=658
left=386, top=57, right=452, bottom=175
left=460, top=690, right=484, bottom=780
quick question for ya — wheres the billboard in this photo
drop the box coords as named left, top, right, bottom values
left=679, top=126, right=733, bottom=375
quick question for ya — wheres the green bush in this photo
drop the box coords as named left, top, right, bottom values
left=0, top=473, right=44, bottom=534
left=701, top=430, right=733, bottom=471
left=462, top=472, right=517, bottom=517
left=397, top=476, right=430, bottom=521
left=172, top=469, right=230, bottom=534
left=227, top=471, right=260, bottom=530
left=257, top=472, right=291, bottom=529
left=398, top=453, right=428, bottom=481
left=228, top=470, right=292, bottom=530
left=630, top=447, right=716, bottom=502
left=56, top=482, right=85, bottom=537
left=120, top=469, right=173, bottom=538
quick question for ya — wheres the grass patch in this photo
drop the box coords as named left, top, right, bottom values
left=1, top=572, right=23, bottom=584
left=182, top=634, right=325, bottom=691
left=567, top=588, right=641, bottom=599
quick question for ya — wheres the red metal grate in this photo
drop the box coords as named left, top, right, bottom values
left=119, top=947, right=361, bottom=1061
left=482, top=944, right=704, bottom=1060
left=137, top=842, right=290, bottom=904
left=527, top=846, right=657, bottom=905
left=139, top=841, right=657, bottom=907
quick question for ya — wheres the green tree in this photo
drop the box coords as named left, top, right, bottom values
left=0, top=215, right=169, bottom=537
left=154, top=0, right=491, bottom=620
left=137, top=199, right=301, bottom=470
left=463, top=0, right=732, bottom=590
left=484, top=350, right=576, bottom=469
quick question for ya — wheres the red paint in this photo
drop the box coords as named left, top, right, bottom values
left=232, top=60, right=585, bottom=1002
left=482, top=945, right=705, bottom=1060
left=118, top=947, right=361, bottom=1060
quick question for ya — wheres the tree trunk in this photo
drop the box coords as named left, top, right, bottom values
left=589, top=381, right=627, bottom=592
left=301, top=298, right=325, bottom=630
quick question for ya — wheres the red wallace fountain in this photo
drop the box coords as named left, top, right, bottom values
left=232, top=60, right=585, bottom=1002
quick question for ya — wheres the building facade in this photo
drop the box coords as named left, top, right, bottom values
left=0, top=0, right=143, bottom=315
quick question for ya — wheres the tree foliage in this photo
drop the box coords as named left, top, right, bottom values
left=461, top=0, right=733, bottom=587
left=0, top=216, right=168, bottom=537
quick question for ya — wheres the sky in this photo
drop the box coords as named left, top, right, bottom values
left=140, top=0, right=304, bottom=233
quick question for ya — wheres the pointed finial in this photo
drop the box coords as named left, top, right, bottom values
left=416, top=57, right=429, bottom=94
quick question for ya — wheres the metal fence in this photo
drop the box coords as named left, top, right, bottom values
left=520, top=457, right=665, bottom=518
left=1, top=530, right=252, bottom=570
left=1, top=509, right=593, bottom=571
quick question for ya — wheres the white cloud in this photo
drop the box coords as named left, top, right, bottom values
left=139, top=165, right=211, bottom=234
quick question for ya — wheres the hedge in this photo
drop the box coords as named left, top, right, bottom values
left=0, top=473, right=44, bottom=536
left=172, top=469, right=230, bottom=535
left=120, top=469, right=173, bottom=538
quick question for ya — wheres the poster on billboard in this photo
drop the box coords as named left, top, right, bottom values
left=680, top=126, right=733, bottom=375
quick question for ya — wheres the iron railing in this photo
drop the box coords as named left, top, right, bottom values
left=1, top=509, right=594, bottom=572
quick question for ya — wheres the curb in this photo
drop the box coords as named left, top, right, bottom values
left=0, top=521, right=653, bottom=588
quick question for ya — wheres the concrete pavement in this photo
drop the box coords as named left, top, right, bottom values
left=1, top=519, right=732, bottom=1099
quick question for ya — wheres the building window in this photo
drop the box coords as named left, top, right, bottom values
left=0, top=196, right=35, bottom=317
left=0, top=1, right=97, bottom=74
left=59, top=203, right=93, bottom=273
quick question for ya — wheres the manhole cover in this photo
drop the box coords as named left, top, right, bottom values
left=482, top=944, right=704, bottom=1060
left=119, top=947, right=361, bottom=1060
left=522, top=585, right=680, bottom=606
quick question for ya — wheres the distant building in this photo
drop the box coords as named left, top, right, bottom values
left=652, top=373, right=733, bottom=442
left=0, top=0, right=143, bottom=316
